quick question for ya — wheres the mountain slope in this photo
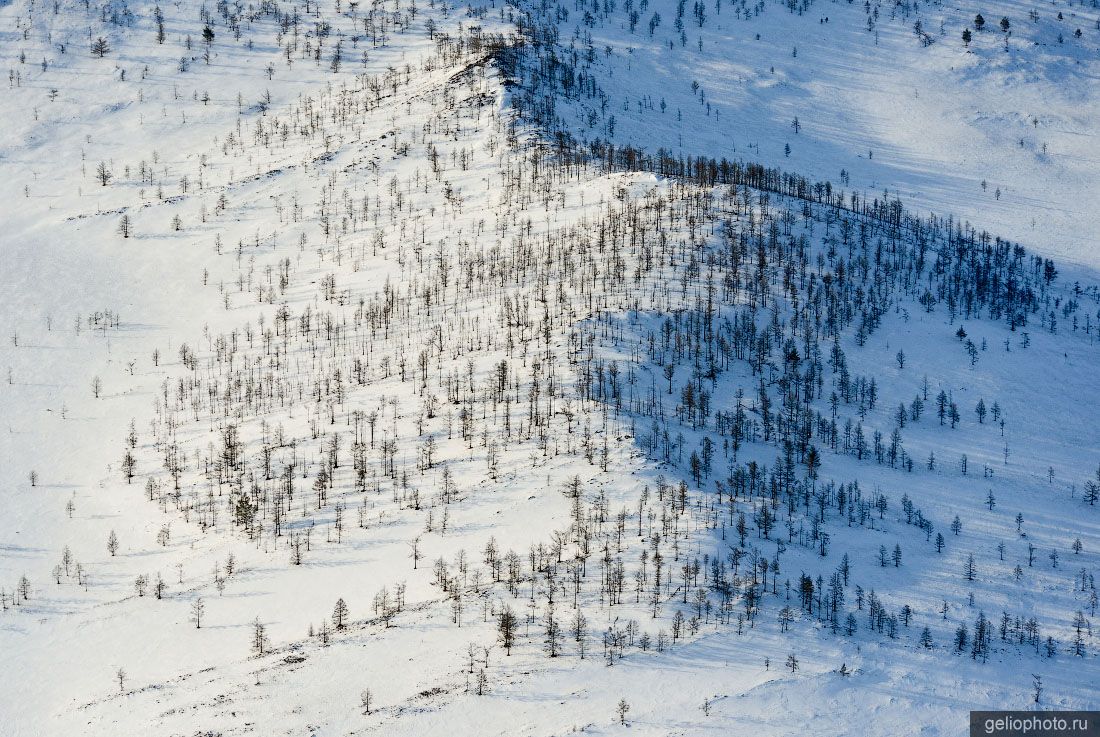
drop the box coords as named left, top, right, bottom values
left=0, top=0, right=1097, bottom=734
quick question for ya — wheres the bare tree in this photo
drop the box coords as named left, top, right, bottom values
left=616, top=698, right=630, bottom=725
left=360, top=688, right=374, bottom=714
left=251, top=617, right=267, bottom=655
left=333, top=598, right=349, bottom=629
left=191, top=597, right=205, bottom=628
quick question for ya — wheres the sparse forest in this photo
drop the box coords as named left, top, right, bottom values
left=0, top=0, right=1097, bottom=731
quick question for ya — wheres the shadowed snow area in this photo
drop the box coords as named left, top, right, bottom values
left=0, top=0, right=1098, bottom=734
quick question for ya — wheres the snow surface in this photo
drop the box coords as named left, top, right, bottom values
left=0, top=0, right=1098, bottom=734
left=540, top=0, right=1100, bottom=267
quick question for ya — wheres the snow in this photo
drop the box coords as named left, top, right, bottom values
left=0, top=0, right=1098, bottom=733
left=540, top=0, right=1100, bottom=267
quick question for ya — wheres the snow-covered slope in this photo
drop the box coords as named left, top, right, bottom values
left=0, top=0, right=1097, bottom=734
left=518, top=0, right=1100, bottom=266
